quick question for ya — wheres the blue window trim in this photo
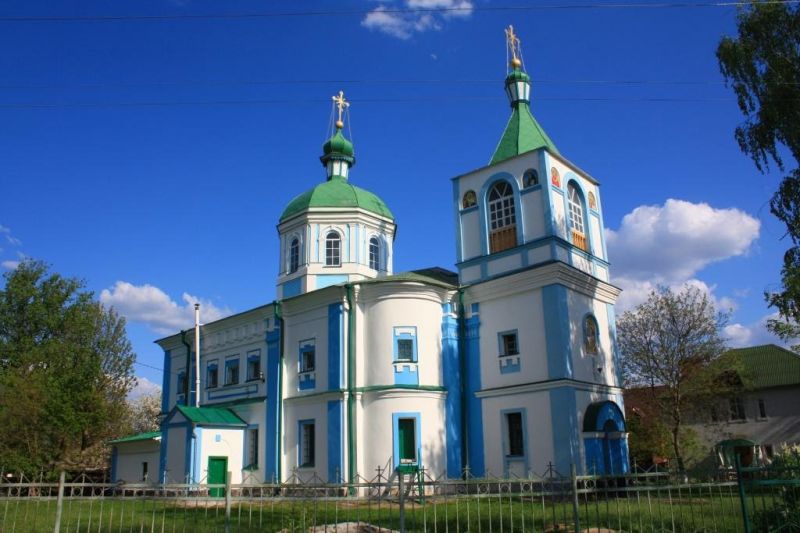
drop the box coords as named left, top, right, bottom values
left=298, top=419, right=316, bottom=468
left=224, top=356, right=240, bottom=386
left=206, top=360, right=219, bottom=389
left=497, top=329, right=519, bottom=357
left=501, top=408, right=529, bottom=477
left=393, top=326, right=418, bottom=363
left=479, top=172, right=525, bottom=256
left=246, top=350, right=262, bottom=381
left=298, top=339, right=316, bottom=373
left=392, top=412, right=422, bottom=470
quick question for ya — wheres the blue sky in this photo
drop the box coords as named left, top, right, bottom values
left=0, top=0, right=787, bottom=393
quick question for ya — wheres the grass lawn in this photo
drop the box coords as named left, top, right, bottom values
left=0, top=493, right=754, bottom=532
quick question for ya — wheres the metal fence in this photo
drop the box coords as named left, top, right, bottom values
left=0, top=463, right=796, bottom=532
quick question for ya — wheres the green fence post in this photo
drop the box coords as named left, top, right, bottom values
left=224, top=471, right=232, bottom=533
left=735, top=455, right=752, bottom=533
left=398, top=471, right=406, bottom=533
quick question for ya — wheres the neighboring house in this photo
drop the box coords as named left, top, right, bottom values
left=109, top=432, right=161, bottom=483
left=692, top=344, right=800, bottom=467
left=112, top=28, right=629, bottom=485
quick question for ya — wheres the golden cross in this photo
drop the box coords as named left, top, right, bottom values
left=332, top=90, right=349, bottom=129
left=505, top=25, right=521, bottom=66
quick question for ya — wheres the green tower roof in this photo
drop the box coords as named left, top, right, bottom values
left=322, top=129, right=354, bottom=159
left=489, top=68, right=559, bottom=165
left=280, top=176, right=394, bottom=222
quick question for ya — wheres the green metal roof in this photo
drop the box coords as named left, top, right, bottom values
left=723, top=344, right=800, bottom=389
left=358, top=267, right=458, bottom=289
left=175, top=405, right=247, bottom=427
left=322, top=129, right=354, bottom=159
left=108, top=431, right=161, bottom=444
left=280, top=176, right=394, bottom=222
left=490, top=102, right=559, bottom=165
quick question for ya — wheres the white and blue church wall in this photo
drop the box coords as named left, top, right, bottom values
left=453, top=148, right=611, bottom=286
left=276, top=210, right=396, bottom=299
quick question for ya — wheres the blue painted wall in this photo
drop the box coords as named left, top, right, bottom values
left=441, top=306, right=463, bottom=478
left=327, top=400, right=343, bottom=482
left=282, top=278, right=302, bottom=298
left=264, top=325, right=281, bottom=481
left=542, top=284, right=573, bottom=380
left=549, top=386, right=580, bottom=474
left=328, top=303, right=344, bottom=390
left=464, top=306, right=485, bottom=476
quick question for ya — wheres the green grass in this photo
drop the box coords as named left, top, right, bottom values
left=0, top=493, right=758, bottom=532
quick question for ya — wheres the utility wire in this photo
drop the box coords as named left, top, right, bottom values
left=0, top=95, right=744, bottom=110
left=0, top=1, right=798, bottom=22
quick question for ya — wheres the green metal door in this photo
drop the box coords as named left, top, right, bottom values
left=398, top=418, right=416, bottom=463
left=207, top=456, right=227, bottom=498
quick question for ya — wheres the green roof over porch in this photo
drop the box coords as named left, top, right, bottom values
left=109, top=431, right=161, bottom=444
left=175, top=405, right=247, bottom=427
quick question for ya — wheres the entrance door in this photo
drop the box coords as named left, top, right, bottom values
left=398, top=418, right=416, bottom=464
left=207, top=456, right=228, bottom=498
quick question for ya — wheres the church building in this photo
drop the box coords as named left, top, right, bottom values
left=111, top=27, right=629, bottom=485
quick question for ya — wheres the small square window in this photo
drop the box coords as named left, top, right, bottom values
left=500, top=332, right=518, bottom=357
left=397, top=339, right=414, bottom=361
left=393, top=327, right=417, bottom=363
left=300, top=344, right=315, bottom=373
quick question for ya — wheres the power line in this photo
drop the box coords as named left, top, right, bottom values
left=0, top=78, right=742, bottom=90
left=0, top=95, right=743, bottom=110
left=0, top=1, right=798, bottom=23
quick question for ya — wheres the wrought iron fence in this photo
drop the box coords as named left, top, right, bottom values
left=0, top=463, right=795, bottom=532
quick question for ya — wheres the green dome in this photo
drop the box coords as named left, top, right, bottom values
left=505, top=67, right=530, bottom=84
left=280, top=176, right=394, bottom=222
left=322, top=129, right=354, bottom=159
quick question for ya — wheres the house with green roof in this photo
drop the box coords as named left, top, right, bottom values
left=114, top=27, right=628, bottom=485
left=689, top=344, right=800, bottom=467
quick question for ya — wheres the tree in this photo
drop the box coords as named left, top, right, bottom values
left=0, top=260, right=136, bottom=473
left=717, top=2, right=800, bottom=348
left=617, top=286, right=730, bottom=474
left=125, top=391, right=162, bottom=435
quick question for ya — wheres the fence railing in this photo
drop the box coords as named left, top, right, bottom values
left=0, top=463, right=795, bottom=532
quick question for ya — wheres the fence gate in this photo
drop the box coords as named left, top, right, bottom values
left=736, top=456, right=800, bottom=532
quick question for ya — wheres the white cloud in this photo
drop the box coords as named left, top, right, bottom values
left=613, top=277, right=735, bottom=313
left=0, top=224, right=21, bottom=247
left=100, top=281, right=233, bottom=334
left=1, top=260, right=19, bottom=270
left=725, top=313, right=784, bottom=348
left=361, top=0, right=472, bottom=39
left=128, top=376, right=162, bottom=400
left=606, top=199, right=760, bottom=283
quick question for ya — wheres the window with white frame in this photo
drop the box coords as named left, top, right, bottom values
left=488, top=181, right=517, bottom=253
left=505, top=411, right=525, bottom=457
left=289, top=238, right=300, bottom=273
left=325, top=232, right=341, bottom=266
left=247, top=428, right=259, bottom=468
left=568, top=182, right=588, bottom=252
left=225, top=357, right=240, bottom=386
left=206, top=362, right=218, bottom=388
left=499, top=331, right=519, bottom=357
left=247, top=350, right=261, bottom=381
left=299, top=341, right=315, bottom=373
left=369, top=237, right=380, bottom=270
left=299, top=421, right=315, bottom=467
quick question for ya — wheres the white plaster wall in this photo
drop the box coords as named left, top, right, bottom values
left=460, top=265, right=481, bottom=284
left=595, top=265, right=609, bottom=282
left=230, top=403, right=266, bottom=481
left=589, top=215, right=604, bottom=260
left=481, top=391, right=554, bottom=476
left=478, top=288, right=548, bottom=390
left=551, top=191, right=567, bottom=239
left=460, top=210, right=482, bottom=261
left=570, top=251, right=592, bottom=276
left=528, top=245, right=550, bottom=265
left=115, top=441, right=160, bottom=483
left=358, top=391, right=447, bottom=478
left=359, top=289, right=444, bottom=388
left=198, top=427, right=245, bottom=484
left=565, top=294, right=617, bottom=386
left=283, top=401, right=330, bottom=482
left=521, top=189, right=545, bottom=242
left=283, top=305, right=329, bottom=395
left=487, top=253, right=522, bottom=277
left=165, top=426, right=187, bottom=483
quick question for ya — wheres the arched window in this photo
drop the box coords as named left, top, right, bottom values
left=325, top=232, right=341, bottom=266
left=488, top=181, right=517, bottom=253
left=584, top=315, right=599, bottom=355
left=568, top=182, right=588, bottom=252
left=462, top=190, right=477, bottom=209
left=523, top=169, right=539, bottom=187
left=369, top=237, right=380, bottom=270
left=289, top=238, right=300, bottom=273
